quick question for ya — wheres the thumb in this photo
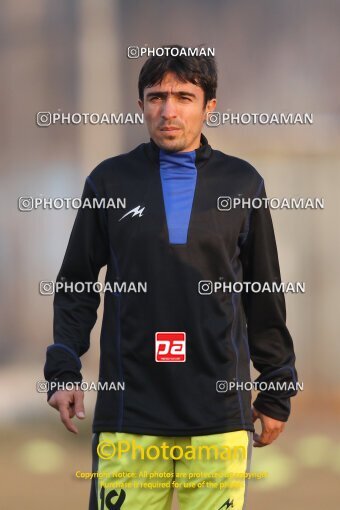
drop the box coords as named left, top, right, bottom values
left=73, top=390, right=85, bottom=419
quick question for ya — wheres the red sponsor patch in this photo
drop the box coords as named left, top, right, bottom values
left=155, top=332, right=186, bottom=362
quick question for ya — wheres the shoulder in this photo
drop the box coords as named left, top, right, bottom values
left=90, top=144, right=144, bottom=179
left=85, top=143, right=147, bottom=194
left=213, top=148, right=262, bottom=178
left=211, top=148, right=264, bottom=193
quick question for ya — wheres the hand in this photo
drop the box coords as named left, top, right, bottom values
left=48, top=389, right=85, bottom=434
left=252, top=406, right=285, bottom=447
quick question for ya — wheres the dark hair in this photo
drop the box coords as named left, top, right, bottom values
left=138, top=44, right=217, bottom=106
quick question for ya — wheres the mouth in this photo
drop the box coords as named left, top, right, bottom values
left=160, top=127, right=181, bottom=132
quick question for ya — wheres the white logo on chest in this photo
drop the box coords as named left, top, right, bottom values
left=119, top=205, right=145, bottom=221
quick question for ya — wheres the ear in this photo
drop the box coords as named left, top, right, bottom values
left=138, top=99, right=144, bottom=112
left=205, top=98, right=217, bottom=115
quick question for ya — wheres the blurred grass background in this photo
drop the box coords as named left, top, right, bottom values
left=1, top=0, right=340, bottom=508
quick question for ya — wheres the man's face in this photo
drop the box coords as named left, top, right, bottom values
left=138, top=71, right=216, bottom=152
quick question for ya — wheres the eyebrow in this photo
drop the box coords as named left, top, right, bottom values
left=145, top=91, right=197, bottom=99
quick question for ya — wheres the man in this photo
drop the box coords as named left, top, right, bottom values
left=44, top=45, right=298, bottom=509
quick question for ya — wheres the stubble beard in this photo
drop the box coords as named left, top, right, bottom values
left=155, top=132, right=188, bottom=153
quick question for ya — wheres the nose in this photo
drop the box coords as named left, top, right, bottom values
left=161, top=97, right=177, bottom=120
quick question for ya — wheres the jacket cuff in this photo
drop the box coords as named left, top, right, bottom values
left=46, top=371, right=83, bottom=401
left=253, top=394, right=291, bottom=422
left=44, top=343, right=82, bottom=399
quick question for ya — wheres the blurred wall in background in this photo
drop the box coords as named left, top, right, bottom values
left=1, top=1, right=339, bottom=509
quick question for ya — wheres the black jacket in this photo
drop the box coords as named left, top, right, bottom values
left=44, top=134, right=298, bottom=435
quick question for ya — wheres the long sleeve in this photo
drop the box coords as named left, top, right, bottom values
left=240, top=179, right=298, bottom=421
left=44, top=176, right=109, bottom=399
